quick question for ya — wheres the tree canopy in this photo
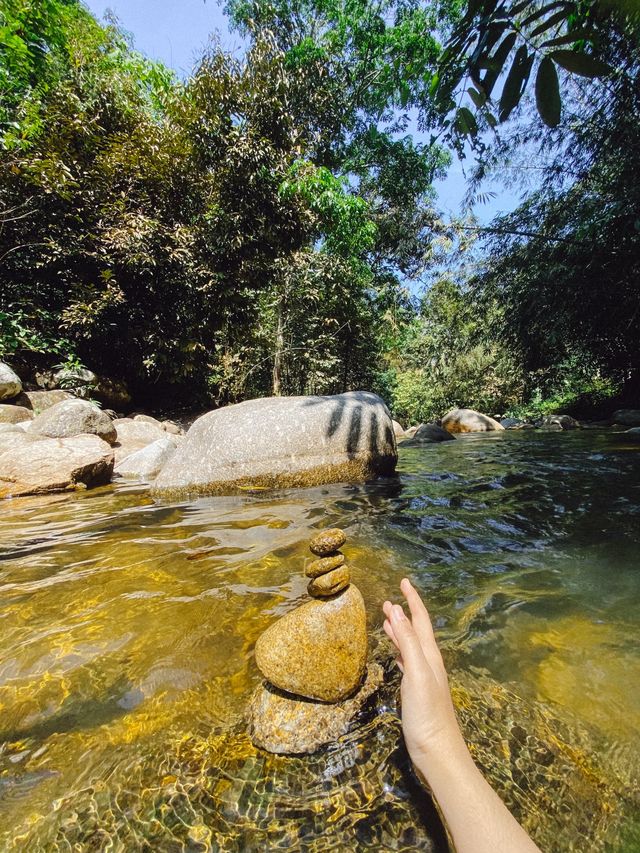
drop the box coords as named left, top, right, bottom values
left=1, top=0, right=638, bottom=418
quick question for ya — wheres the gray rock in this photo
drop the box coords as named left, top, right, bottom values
left=0, top=434, right=114, bottom=498
left=0, top=404, right=33, bottom=424
left=30, top=399, right=117, bottom=445
left=0, top=362, right=22, bottom=400
left=441, top=408, right=505, bottom=434
left=154, top=391, right=397, bottom=498
left=613, top=409, right=640, bottom=427
left=115, top=437, right=177, bottom=481
left=113, top=420, right=168, bottom=463
left=15, top=389, right=73, bottom=413
left=540, top=414, right=580, bottom=430
left=624, top=427, right=640, bottom=437
left=402, top=422, right=455, bottom=444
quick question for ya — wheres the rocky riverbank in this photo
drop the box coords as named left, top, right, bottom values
left=1, top=359, right=638, bottom=501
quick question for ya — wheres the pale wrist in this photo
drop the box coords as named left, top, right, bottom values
left=411, top=726, right=474, bottom=786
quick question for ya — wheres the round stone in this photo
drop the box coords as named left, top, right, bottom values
left=309, top=528, right=346, bottom=556
left=305, top=553, right=345, bottom=578
left=308, top=565, right=350, bottom=598
left=254, top=584, right=367, bottom=702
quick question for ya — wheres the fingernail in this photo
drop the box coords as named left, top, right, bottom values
left=392, top=604, right=406, bottom=621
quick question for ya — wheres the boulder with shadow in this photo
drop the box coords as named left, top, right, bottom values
left=153, top=391, right=397, bottom=497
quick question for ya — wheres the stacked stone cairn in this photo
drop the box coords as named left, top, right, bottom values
left=249, top=528, right=383, bottom=754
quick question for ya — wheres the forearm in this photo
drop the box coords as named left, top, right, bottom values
left=413, top=733, right=541, bottom=853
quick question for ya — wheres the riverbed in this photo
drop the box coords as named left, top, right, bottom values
left=1, top=430, right=639, bottom=850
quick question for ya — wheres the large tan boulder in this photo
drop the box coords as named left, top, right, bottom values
left=30, top=399, right=117, bottom=445
left=254, top=584, right=367, bottom=702
left=0, top=404, right=33, bottom=424
left=0, top=362, right=22, bottom=400
left=154, top=391, right=397, bottom=497
left=0, top=434, right=114, bottom=498
left=441, top=408, right=505, bottom=434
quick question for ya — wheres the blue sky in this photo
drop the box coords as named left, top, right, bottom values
left=84, top=0, right=522, bottom=223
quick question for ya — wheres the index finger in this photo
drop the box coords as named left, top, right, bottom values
left=400, top=578, right=445, bottom=673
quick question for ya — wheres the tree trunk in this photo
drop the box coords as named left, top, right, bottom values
left=272, top=299, right=284, bottom=396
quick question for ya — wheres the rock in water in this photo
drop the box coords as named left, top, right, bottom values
left=309, top=528, right=347, bottom=555
left=30, top=399, right=117, bottom=445
left=401, top=423, right=455, bottom=444
left=249, top=663, right=384, bottom=754
left=612, top=409, right=640, bottom=427
left=441, top=408, right=505, bottom=434
left=153, top=391, right=397, bottom=497
left=540, top=414, right=580, bottom=430
left=0, top=434, right=114, bottom=498
left=254, top=585, right=367, bottom=703
left=114, top=437, right=178, bottom=482
left=0, top=362, right=22, bottom=400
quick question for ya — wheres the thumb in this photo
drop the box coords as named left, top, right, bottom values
left=390, top=604, right=428, bottom=675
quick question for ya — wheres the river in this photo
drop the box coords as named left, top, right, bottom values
left=0, top=430, right=638, bottom=850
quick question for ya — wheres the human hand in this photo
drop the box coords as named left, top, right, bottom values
left=383, top=578, right=464, bottom=768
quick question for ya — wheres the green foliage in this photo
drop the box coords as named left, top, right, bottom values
left=435, top=0, right=638, bottom=147
left=383, top=278, right=524, bottom=424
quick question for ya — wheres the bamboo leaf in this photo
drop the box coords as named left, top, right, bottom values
left=468, top=86, right=487, bottom=108
left=540, top=28, right=595, bottom=47
left=549, top=49, right=612, bottom=77
left=481, top=31, right=517, bottom=97
left=535, top=55, right=561, bottom=126
left=499, top=45, right=531, bottom=120
left=521, top=1, right=569, bottom=27
left=456, top=106, right=479, bottom=137
left=530, top=9, right=570, bottom=37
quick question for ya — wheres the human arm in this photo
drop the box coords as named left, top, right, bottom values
left=382, top=578, right=541, bottom=853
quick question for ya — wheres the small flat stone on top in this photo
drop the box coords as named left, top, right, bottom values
left=306, top=553, right=345, bottom=578
left=309, top=528, right=346, bottom=556
left=308, top=565, right=350, bottom=598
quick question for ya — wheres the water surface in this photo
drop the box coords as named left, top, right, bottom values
left=0, top=430, right=638, bottom=850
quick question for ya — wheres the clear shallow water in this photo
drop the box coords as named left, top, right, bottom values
left=0, top=430, right=639, bottom=850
